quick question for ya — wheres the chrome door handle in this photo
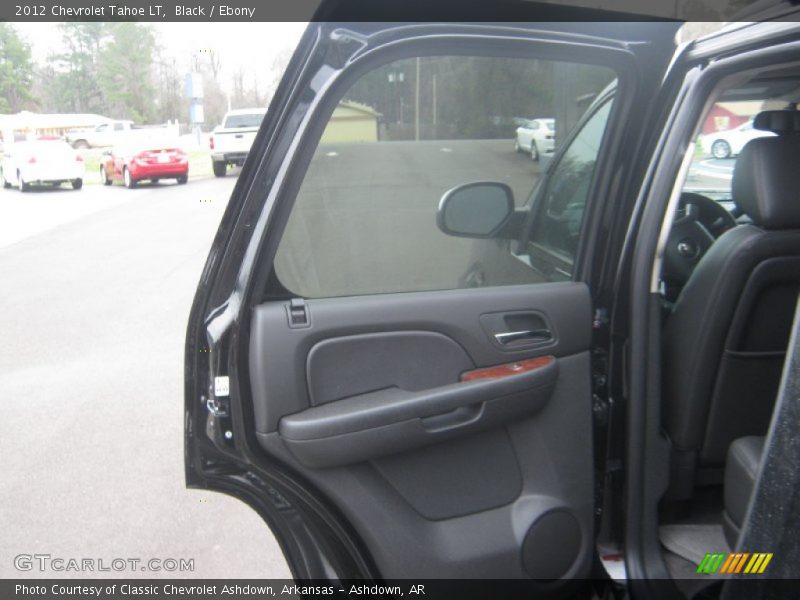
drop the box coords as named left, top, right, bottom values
left=494, top=329, right=552, bottom=345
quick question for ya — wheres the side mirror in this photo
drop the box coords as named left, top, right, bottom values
left=437, top=182, right=515, bottom=238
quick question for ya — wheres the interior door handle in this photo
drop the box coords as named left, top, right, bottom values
left=494, top=329, right=552, bottom=345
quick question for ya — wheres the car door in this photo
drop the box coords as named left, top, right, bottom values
left=185, top=19, right=680, bottom=589
left=99, top=122, right=118, bottom=147
left=0, top=146, right=17, bottom=187
left=112, top=150, right=126, bottom=180
left=518, top=120, right=535, bottom=150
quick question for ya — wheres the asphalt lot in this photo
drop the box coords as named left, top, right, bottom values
left=685, top=157, right=734, bottom=193
left=0, top=173, right=292, bottom=578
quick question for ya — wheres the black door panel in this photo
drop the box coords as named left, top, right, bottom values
left=249, top=281, right=590, bottom=433
left=256, top=350, right=593, bottom=579
left=306, top=331, right=474, bottom=406
left=248, top=282, right=593, bottom=578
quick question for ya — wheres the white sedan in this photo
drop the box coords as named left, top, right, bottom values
left=514, top=118, right=555, bottom=161
left=699, top=119, right=774, bottom=159
left=0, top=138, right=85, bottom=192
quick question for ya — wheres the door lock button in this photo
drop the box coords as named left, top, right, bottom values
left=287, top=298, right=310, bottom=328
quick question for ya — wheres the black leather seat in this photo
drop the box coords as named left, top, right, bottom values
left=662, top=117, right=800, bottom=500
left=723, top=436, right=764, bottom=547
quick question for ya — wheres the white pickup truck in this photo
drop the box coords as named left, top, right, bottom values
left=65, top=121, right=134, bottom=149
left=210, top=108, right=267, bottom=177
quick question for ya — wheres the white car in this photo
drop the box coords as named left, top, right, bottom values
left=699, top=119, right=774, bottom=159
left=0, top=138, right=85, bottom=192
left=514, top=118, right=555, bottom=161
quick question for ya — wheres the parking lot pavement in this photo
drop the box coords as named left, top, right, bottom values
left=0, top=175, right=292, bottom=579
left=0, top=185, right=139, bottom=250
left=686, top=157, right=735, bottom=188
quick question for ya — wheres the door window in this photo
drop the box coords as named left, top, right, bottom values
left=528, top=98, right=613, bottom=274
left=684, top=101, right=776, bottom=202
left=273, top=55, right=616, bottom=298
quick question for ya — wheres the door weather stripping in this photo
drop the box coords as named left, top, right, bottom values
left=651, top=143, right=695, bottom=293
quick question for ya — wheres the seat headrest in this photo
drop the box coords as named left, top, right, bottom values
left=732, top=135, right=800, bottom=229
left=753, top=110, right=800, bottom=134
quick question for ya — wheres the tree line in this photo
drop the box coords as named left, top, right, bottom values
left=0, top=22, right=281, bottom=128
left=3, top=25, right=616, bottom=138
left=344, top=56, right=616, bottom=141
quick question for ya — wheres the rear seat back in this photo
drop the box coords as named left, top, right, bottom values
left=723, top=436, right=765, bottom=548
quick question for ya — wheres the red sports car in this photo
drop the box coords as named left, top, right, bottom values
left=100, top=141, right=188, bottom=188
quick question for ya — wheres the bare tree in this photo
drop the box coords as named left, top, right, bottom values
left=206, top=48, right=222, bottom=81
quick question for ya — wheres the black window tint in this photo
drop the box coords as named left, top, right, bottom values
left=273, top=56, right=616, bottom=298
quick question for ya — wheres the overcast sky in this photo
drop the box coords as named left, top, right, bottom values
left=14, top=22, right=307, bottom=94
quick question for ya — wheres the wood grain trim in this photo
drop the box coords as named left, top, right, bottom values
left=460, top=355, right=555, bottom=382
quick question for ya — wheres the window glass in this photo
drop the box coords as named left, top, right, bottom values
left=274, top=55, right=616, bottom=298
left=224, top=113, right=265, bottom=128
left=684, top=100, right=776, bottom=203
left=529, top=99, right=612, bottom=263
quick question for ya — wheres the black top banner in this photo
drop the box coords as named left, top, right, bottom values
left=0, top=0, right=781, bottom=23
left=9, top=0, right=275, bottom=21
